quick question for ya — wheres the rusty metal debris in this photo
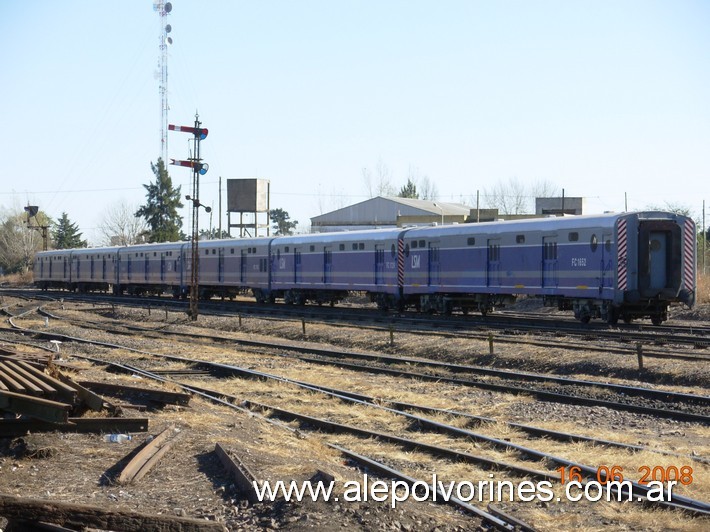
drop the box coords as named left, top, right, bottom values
left=0, top=417, right=149, bottom=437
left=117, top=426, right=181, bottom=484
left=0, top=353, right=149, bottom=436
left=79, top=381, right=191, bottom=407
left=214, top=443, right=259, bottom=503
left=0, top=494, right=227, bottom=532
left=0, top=390, right=70, bottom=424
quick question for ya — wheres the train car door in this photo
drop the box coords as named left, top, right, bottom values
left=76, top=256, right=81, bottom=280
left=127, top=254, right=132, bottom=281
left=47, top=258, right=51, bottom=278
left=102, top=256, right=107, bottom=281
left=600, top=232, right=613, bottom=290
left=374, top=245, right=385, bottom=285
left=144, top=255, right=150, bottom=282
left=428, top=242, right=440, bottom=285
left=160, top=253, right=166, bottom=282
left=648, top=231, right=668, bottom=290
left=90, top=256, right=95, bottom=280
left=324, top=246, right=333, bottom=284
left=240, top=249, right=247, bottom=283
left=487, top=239, right=501, bottom=287
left=542, top=237, right=558, bottom=287
left=294, top=248, right=302, bottom=283
left=218, top=248, right=225, bottom=283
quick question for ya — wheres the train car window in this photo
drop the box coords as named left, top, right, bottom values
left=339, top=244, right=345, bottom=251
left=352, top=243, right=358, bottom=250
left=277, top=249, right=281, bottom=260
left=419, top=240, right=425, bottom=248
left=568, top=232, right=579, bottom=242
left=412, top=241, right=418, bottom=249
left=605, top=239, right=611, bottom=252
left=205, top=250, right=209, bottom=255
left=467, top=237, right=475, bottom=246
left=213, top=249, right=217, bottom=255
left=590, top=235, right=598, bottom=252
left=391, top=244, right=396, bottom=257
left=230, top=249, right=234, bottom=254
left=516, top=235, right=525, bottom=244
left=310, top=245, right=315, bottom=252
left=404, top=244, right=410, bottom=257
left=359, top=243, right=364, bottom=250
left=285, top=246, right=289, bottom=253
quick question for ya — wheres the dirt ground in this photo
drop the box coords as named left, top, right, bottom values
left=1, top=296, right=709, bottom=531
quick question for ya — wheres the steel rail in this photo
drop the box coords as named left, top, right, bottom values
left=115, top=358, right=710, bottom=517
left=16, top=307, right=710, bottom=425
left=34, top=304, right=710, bottom=409
left=11, top=308, right=703, bottom=463
left=7, top=287, right=710, bottom=351
left=9, top=311, right=707, bottom=518
left=63, top=355, right=524, bottom=530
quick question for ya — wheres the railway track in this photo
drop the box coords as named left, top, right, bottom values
left=21, top=302, right=709, bottom=425
left=4, top=300, right=710, bottom=529
left=5, top=287, right=710, bottom=361
left=9, top=319, right=710, bottom=518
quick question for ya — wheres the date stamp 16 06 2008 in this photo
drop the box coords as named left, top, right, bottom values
left=557, top=465, right=694, bottom=486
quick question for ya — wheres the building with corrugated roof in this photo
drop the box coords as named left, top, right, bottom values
left=310, top=196, right=471, bottom=233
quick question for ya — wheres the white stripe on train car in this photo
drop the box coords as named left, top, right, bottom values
left=684, top=219, right=695, bottom=290
left=617, top=218, right=628, bottom=290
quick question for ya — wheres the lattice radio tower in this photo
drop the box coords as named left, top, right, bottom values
left=153, top=1, right=173, bottom=163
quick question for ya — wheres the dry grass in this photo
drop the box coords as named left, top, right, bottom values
left=697, top=273, right=710, bottom=304
left=0, top=271, right=33, bottom=285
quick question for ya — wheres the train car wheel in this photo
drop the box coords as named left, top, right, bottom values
left=580, top=315, right=591, bottom=324
left=651, top=314, right=663, bottom=326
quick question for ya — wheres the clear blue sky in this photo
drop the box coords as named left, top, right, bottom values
left=1, top=0, right=708, bottom=244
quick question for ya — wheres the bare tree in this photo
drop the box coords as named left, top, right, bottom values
left=96, top=201, right=148, bottom=246
left=483, top=177, right=529, bottom=215
left=0, top=209, right=45, bottom=274
left=530, top=179, right=559, bottom=201
left=483, top=178, right=560, bottom=215
left=418, top=176, right=439, bottom=201
left=362, top=158, right=395, bottom=198
left=316, top=184, right=349, bottom=215
left=406, top=166, right=438, bottom=200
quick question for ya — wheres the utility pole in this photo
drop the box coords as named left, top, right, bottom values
left=169, top=114, right=210, bottom=320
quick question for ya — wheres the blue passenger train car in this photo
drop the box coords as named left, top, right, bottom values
left=33, top=211, right=696, bottom=325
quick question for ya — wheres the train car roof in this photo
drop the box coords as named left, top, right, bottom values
left=198, top=237, right=273, bottom=246
left=273, top=227, right=402, bottom=245
left=401, top=211, right=680, bottom=238
left=36, top=246, right=122, bottom=256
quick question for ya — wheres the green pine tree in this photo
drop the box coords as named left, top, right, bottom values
left=398, top=179, right=419, bottom=199
left=135, top=158, right=184, bottom=242
left=270, top=208, right=298, bottom=235
left=52, top=212, right=87, bottom=249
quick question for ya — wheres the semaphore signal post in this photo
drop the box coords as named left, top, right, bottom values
left=169, top=113, right=210, bottom=320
